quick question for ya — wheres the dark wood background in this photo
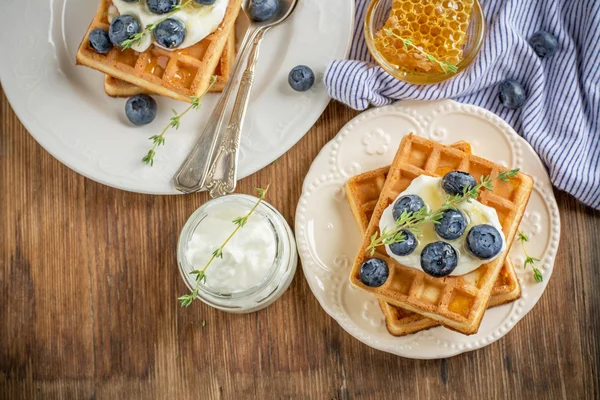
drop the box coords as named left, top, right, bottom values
left=1, top=86, right=599, bottom=399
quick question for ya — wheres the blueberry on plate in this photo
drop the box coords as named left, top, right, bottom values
left=89, top=28, right=113, bottom=54
left=125, top=94, right=158, bottom=126
left=249, top=0, right=280, bottom=21
left=194, top=0, right=216, bottom=4
left=392, top=194, right=426, bottom=221
left=442, top=171, right=476, bottom=196
left=529, top=31, right=558, bottom=59
left=466, top=224, right=504, bottom=259
left=147, top=0, right=179, bottom=14
left=434, top=209, right=467, bottom=240
left=420, top=241, right=458, bottom=277
left=359, top=258, right=389, bottom=287
left=153, top=18, right=186, bottom=49
left=288, top=65, right=315, bottom=92
left=109, top=15, right=141, bottom=47
left=498, top=79, right=526, bottom=110
left=389, top=229, right=418, bottom=256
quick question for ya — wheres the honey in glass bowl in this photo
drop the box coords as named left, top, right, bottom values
left=365, top=0, right=485, bottom=84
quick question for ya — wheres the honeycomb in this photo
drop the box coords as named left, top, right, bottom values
left=374, top=0, right=474, bottom=74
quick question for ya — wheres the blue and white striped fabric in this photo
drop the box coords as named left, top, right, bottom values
left=325, top=0, right=600, bottom=209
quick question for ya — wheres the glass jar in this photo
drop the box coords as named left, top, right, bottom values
left=177, top=194, right=297, bottom=313
left=364, top=0, right=485, bottom=84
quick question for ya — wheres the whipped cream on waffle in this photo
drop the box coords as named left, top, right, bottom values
left=379, top=175, right=506, bottom=276
left=109, top=0, right=229, bottom=52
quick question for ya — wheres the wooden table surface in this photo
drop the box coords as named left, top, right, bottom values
left=1, top=86, right=599, bottom=400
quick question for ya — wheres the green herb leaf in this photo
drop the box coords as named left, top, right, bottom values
left=533, top=267, right=543, bottom=283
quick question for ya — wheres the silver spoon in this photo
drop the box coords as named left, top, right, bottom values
left=173, top=0, right=299, bottom=196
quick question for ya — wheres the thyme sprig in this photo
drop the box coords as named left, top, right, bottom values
left=142, top=75, right=216, bottom=166
left=367, top=169, right=520, bottom=255
left=382, top=28, right=458, bottom=74
left=120, top=0, right=193, bottom=50
left=178, top=185, right=270, bottom=307
left=516, top=231, right=542, bottom=283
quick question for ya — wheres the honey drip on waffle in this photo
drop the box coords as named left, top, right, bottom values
left=374, top=0, right=474, bottom=73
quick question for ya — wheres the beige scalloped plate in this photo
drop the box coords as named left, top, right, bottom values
left=294, top=100, right=560, bottom=359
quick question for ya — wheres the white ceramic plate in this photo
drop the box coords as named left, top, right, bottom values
left=295, top=100, right=561, bottom=359
left=0, top=0, right=354, bottom=194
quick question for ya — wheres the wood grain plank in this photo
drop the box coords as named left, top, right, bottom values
left=1, top=86, right=599, bottom=400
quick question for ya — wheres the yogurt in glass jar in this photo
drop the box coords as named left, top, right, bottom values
left=177, top=194, right=297, bottom=313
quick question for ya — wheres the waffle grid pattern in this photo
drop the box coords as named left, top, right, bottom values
left=104, top=28, right=236, bottom=97
left=346, top=144, right=521, bottom=336
left=348, top=134, right=532, bottom=334
left=76, top=0, right=242, bottom=102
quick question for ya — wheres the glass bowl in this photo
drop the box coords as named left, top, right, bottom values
left=364, top=0, right=485, bottom=85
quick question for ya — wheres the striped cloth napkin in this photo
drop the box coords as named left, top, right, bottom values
left=325, top=0, right=600, bottom=209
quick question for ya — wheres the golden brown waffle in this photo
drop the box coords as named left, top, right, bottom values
left=76, top=0, right=242, bottom=102
left=348, top=134, right=533, bottom=335
left=103, top=28, right=236, bottom=97
left=374, top=0, right=474, bottom=73
left=345, top=142, right=521, bottom=336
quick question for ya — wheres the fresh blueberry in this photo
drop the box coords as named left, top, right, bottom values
left=249, top=0, right=280, bottom=22
left=434, top=209, right=467, bottom=240
left=359, top=258, right=389, bottom=287
left=288, top=65, right=315, bottom=92
left=109, top=15, right=141, bottom=47
left=147, top=0, right=178, bottom=14
left=194, top=0, right=216, bottom=4
left=420, top=241, right=458, bottom=277
left=498, top=79, right=526, bottom=110
left=153, top=18, right=186, bottom=49
left=466, top=224, right=504, bottom=259
left=389, top=229, right=418, bottom=256
left=392, top=194, right=426, bottom=221
left=529, top=31, right=558, bottom=59
left=88, top=28, right=113, bottom=54
left=442, top=171, right=476, bottom=196
left=125, top=94, right=158, bottom=126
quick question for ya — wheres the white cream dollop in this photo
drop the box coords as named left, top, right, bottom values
left=379, top=175, right=506, bottom=276
left=186, top=204, right=276, bottom=293
left=111, top=0, right=229, bottom=52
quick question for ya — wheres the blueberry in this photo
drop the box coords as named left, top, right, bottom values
left=529, top=31, right=558, bottom=59
left=249, top=0, right=280, bottom=22
left=125, top=94, right=158, bottom=126
left=153, top=18, right=186, bottom=49
left=147, top=0, right=178, bottom=14
left=359, top=258, right=389, bottom=287
left=466, top=224, right=504, bottom=259
left=288, top=65, right=315, bottom=92
left=392, top=194, right=426, bottom=221
left=442, top=171, right=476, bottom=196
left=420, top=242, right=458, bottom=277
left=109, top=15, right=141, bottom=47
left=434, top=209, right=467, bottom=240
left=498, top=79, right=526, bottom=110
left=194, top=0, right=216, bottom=4
left=88, top=28, right=112, bottom=54
left=389, top=229, right=418, bottom=256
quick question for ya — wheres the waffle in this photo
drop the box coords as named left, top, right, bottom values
left=76, top=0, right=242, bottom=102
left=348, top=134, right=533, bottom=335
left=103, top=28, right=236, bottom=97
left=345, top=141, right=521, bottom=336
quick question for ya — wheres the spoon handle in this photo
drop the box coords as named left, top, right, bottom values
left=172, top=27, right=261, bottom=194
left=204, top=29, right=266, bottom=198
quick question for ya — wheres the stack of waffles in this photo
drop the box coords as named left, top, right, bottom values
left=76, top=0, right=242, bottom=102
left=345, top=134, right=533, bottom=336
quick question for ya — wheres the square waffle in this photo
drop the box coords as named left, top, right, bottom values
left=345, top=141, right=521, bottom=336
left=348, top=134, right=533, bottom=335
left=103, top=28, right=236, bottom=97
left=76, top=0, right=242, bottom=102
